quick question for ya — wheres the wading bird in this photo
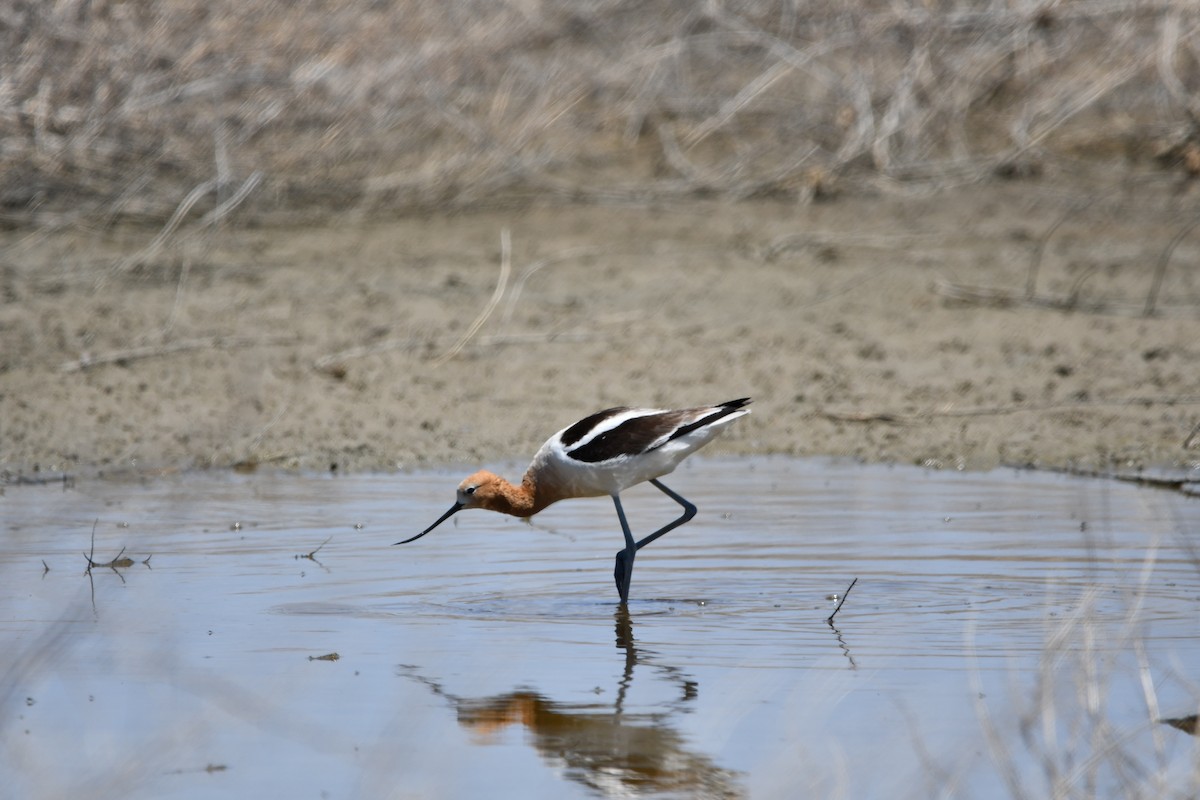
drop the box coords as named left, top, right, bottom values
left=396, top=398, right=751, bottom=603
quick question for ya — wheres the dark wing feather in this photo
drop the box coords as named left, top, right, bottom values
left=567, top=410, right=689, bottom=463
left=559, top=406, right=629, bottom=447
left=565, top=399, right=751, bottom=464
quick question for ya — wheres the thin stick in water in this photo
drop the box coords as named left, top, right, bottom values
left=826, top=576, right=858, bottom=625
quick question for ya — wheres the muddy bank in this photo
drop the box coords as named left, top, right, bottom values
left=2, top=178, right=1199, bottom=479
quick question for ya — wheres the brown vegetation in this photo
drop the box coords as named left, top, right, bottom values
left=4, top=0, right=1200, bottom=227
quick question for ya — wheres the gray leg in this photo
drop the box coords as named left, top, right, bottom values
left=612, top=493, right=636, bottom=603
left=635, top=479, right=697, bottom=550
left=611, top=480, right=698, bottom=603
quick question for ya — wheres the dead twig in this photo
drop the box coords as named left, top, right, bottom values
left=296, top=535, right=332, bottom=562
left=1184, top=421, right=1200, bottom=450
left=1030, top=465, right=1199, bottom=496
left=1026, top=200, right=1093, bottom=300
left=83, top=519, right=98, bottom=568
left=820, top=395, right=1200, bottom=425
left=61, top=335, right=295, bottom=373
left=237, top=399, right=292, bottom=466
left=314, top=330, right=593, bottom=375
left=86, top=546, right=133, bottom=570
left=762, top=231, right=939, bottom=262
left=112, top=179, right=218, bottom=273
left=500, top=246, right=603, bottom=326
left=656, top=121, right=718, bottom=187
left=826, top=577, right=858, bottom=625
left=83, top=520, right=151, bottom=611
left=111, top=172, right=264, bottom=275
left=932, top=279, right=1198, bottom=318
left=1145, top=214, right=1200, bottom=317
left=683, top=60, right=794, bottom=148
left=197, top=171, right=263, bottom=229
left=231, top=453, right=303, bottom=471
left=6, top=472, right=75, bottom=488
left=820, top=410, right=908, bottom=424
left=431, top=228, right=512, bottom=367
left=83, top=532, right=134, bottom=572
left=166, top=763, right=230, bottom=776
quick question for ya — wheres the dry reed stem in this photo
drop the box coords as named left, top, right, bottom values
left=313, top=331, right=593, bottom=374
left=431, top=228, right=512, bottom=367
left=1025, top=200, right=1095, bottom=299
left=932, top=280, right=1200, bottom=318
left=818, top=395, right=1200, bottom=424
left=1184, top=421, right=1200, bottom=450
left=1145, top=215, right=1200, bottom=316
left=60, top=336, right=294, bottom=373
left=500, top=246, right=604, bottom=326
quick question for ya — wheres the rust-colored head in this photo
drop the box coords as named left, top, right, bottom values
left=394, top=470, right=523, bottom=545
left=451, top=472, right=504, bottom=510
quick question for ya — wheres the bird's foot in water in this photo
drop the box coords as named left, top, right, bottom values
left=614, top=549, right=634, bottom=604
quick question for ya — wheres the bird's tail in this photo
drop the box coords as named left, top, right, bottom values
left=667, top=397, right=752, bottom=442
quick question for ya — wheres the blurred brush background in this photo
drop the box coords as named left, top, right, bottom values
left=5, top=0, right=1200, bottom=228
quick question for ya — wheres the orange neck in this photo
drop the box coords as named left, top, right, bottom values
left=479, top=474, right=553, bottom=518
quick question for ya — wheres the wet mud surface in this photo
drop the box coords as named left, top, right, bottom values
left=3, top=178, right=1199, bottom=478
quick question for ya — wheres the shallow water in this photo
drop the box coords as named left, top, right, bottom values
left=3, top=458, right=1199, bottom=799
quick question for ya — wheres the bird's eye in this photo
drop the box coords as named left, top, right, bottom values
left=465, top=486, right=476, bottom=495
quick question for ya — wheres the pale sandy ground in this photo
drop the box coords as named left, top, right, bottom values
left=2, top=177, right=1199, bottom=481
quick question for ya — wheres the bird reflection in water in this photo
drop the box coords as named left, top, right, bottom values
left=398, top=608, right=742, bottom=799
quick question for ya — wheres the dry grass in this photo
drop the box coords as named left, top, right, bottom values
left=967, top=596, right=1200, bottom=800
left=3, top=0, right=1200, bottom=228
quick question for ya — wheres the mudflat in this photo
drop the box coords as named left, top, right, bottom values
left=2, top=178, right=1198, bottom=479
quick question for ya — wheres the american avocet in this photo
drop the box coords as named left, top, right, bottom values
left=397, top=398, right=751, bottom=603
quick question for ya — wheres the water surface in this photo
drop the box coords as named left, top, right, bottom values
left=3, top=459, right=1199, bottom=798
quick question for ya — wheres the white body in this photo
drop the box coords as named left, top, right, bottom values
left=527, top=405, right=749, bottom=498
